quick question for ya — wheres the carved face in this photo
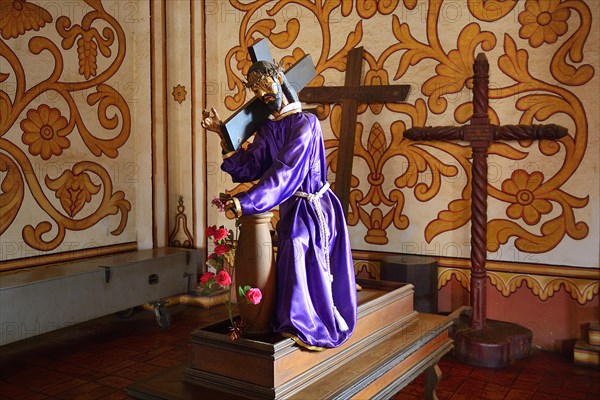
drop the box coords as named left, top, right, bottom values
left=248, top=74, right=284, bottom=113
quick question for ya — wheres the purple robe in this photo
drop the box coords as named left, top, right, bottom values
left=222, top=111, right=357, bottom=349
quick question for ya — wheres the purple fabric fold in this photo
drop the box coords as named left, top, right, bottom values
left=222, top=112, right=357, bottom=348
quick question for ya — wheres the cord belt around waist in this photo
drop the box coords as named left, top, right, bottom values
left=293, top=182, right=349, bottom=332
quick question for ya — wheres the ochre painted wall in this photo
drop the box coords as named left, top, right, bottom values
left=1, top=0, right=597, bottom=352
left=0, top=0, right=154, bottom=268
left=203, top=0, right=599, bottom=351
left=0, top=0, right=202, bottom=269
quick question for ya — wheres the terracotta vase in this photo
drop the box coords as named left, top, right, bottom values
left=234, top=212, right=275, bottom=338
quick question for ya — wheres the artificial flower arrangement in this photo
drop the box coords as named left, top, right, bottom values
left=198, top=195, right=262, bottom=340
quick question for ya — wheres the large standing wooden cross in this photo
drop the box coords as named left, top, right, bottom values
left=299, top=47, right=410, bottom=217
left=404, top=53, right=567, bottom=367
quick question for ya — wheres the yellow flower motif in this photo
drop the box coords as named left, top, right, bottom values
left=21, top=104, right=70, bottom=160
left=0, top=0, right=52, bottom=40
left=502, top=170, right=553, bottom=225
left=172, top=84, right=187, bottom=104
left=46, top=170, right=101, bottom=218
left=235, top=48, right=254, bottom=76
left=518, top=0, right=570, bottom=48
left=364, top=68, right=390, bottom=114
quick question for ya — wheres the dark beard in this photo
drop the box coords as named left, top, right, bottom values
left=262, top=82, right=284, bottom=113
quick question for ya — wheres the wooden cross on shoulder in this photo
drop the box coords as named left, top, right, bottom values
left=219, top=39, right=316, bottom=151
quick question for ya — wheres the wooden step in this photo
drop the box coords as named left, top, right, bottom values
left=183, top=279, right=416, bottom=399
left=127, top=279, right=454, bottom=400
left=574, top=338, right=600, bottom=367
left=588, top=322, right=600, bottom=347
left=289, top=313, right=453, bottom=400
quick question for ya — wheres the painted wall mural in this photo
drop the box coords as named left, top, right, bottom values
left=206, top=0, right=599, bottom=271
left=0, top=0, right=140, bottom=265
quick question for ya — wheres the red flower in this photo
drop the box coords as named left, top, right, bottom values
left=207, top=253, right=215, bottom=260
left=214, top=244, right=231, bottom=255
left=245, top=288, right=262, bottom=305
left=216, top=270, right=231, bottom=287
left=211, top=197, right=226, bottom=212
left=213, top=227, right=229, bottom=242
left=205, top=225, right=217, bottom=238
left=199, top=272, right=215, bottom=284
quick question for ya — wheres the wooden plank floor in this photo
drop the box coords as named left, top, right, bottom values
left=0, top=303, right=598, bottom=399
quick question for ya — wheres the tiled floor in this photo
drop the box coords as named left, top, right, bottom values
left=0, top=303, right=598, bottom=399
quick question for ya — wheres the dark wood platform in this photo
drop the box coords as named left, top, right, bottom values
left=128, top=280, right=453, bottom=399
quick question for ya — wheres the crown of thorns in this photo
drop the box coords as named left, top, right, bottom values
left=243, top=60, right=284, bottom=89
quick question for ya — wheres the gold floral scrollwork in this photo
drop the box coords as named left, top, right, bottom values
left=19, top=158, right=131, bottom=251
left=353, top=260, right=380, bottom=280
left=518, top=0, right=593, bottom=86
left=421, top=23, right=496, bottom=114
left=21, top=105, right=70, bottom=160
left=0, top=0, right=52, bottom=40
left=0, top=153, right=24, bottom=235
left=440, top=267, right=598, bottom=305
left=487, top=271, right=599, bottom=306
left=501, top=170, right=553, bottom=225
left=56, top=1, right=116, bottom=81
left=340, top=0, right=399, bottom=18
left=438, top=268, right=470, bottom=291
left=1, top=0, right=132, bottom=254
left=172, top=84, right=187, bottom=104
left=46, top=170, right=101, bottom=218
left=345, top=120, right=410, bottom=244
left=468, top=0, right=519, bottom=22
left=485, top=34, right=590, bottom=254
left=518, top=0, right=570, bottom=48
left=214, top=1, right=594, bottom=264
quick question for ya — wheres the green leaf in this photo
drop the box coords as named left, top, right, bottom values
left=238, top=286, right=245, bottom=297
left=243, top=285, right=251, bottom=291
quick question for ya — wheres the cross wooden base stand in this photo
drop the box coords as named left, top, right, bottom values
left=451, top=309, right=532, bottom=368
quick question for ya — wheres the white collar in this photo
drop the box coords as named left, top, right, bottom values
left=268, top=102, right=302, bottom=120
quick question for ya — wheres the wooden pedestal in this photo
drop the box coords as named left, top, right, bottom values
left=451, top=310, right=533, bottom=368
left=128, top=279, right=453, bottom=400
left=380, top=255, right=438, bottom=313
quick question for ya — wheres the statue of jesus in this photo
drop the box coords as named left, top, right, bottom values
left=202, top=60, right=357, bottom=350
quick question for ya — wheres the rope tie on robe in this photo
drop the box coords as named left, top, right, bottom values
left=294, top=182, right=349, bottom=332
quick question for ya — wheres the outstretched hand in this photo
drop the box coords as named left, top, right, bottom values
left=201, top=108, right=223, bottom=133
left=202, top=108, right=230, bottom=153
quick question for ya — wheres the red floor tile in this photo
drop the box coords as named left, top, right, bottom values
left=484, top=383, right=510, bottom=395
left=505, top=388, right=535, bottom=400
left=0, top=304, right=598, bottom=400
left=55, top=381, right=104, bottom=399
left=0, top=383, right=36, bottom=399
left=146, top=356, right=183, bottom=368
left=512, top=379, right=540, bottom=391
left=479, top=390, right=506, bottom=400
left=55, top=363, right=94, bottom=377
left=94, top=375, right=135, bottom=389
left=98, top=359, right=138, bottom=374
left=37, top=377, right=88, bottom=396
left=127, top=353, right=155, bottom=362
